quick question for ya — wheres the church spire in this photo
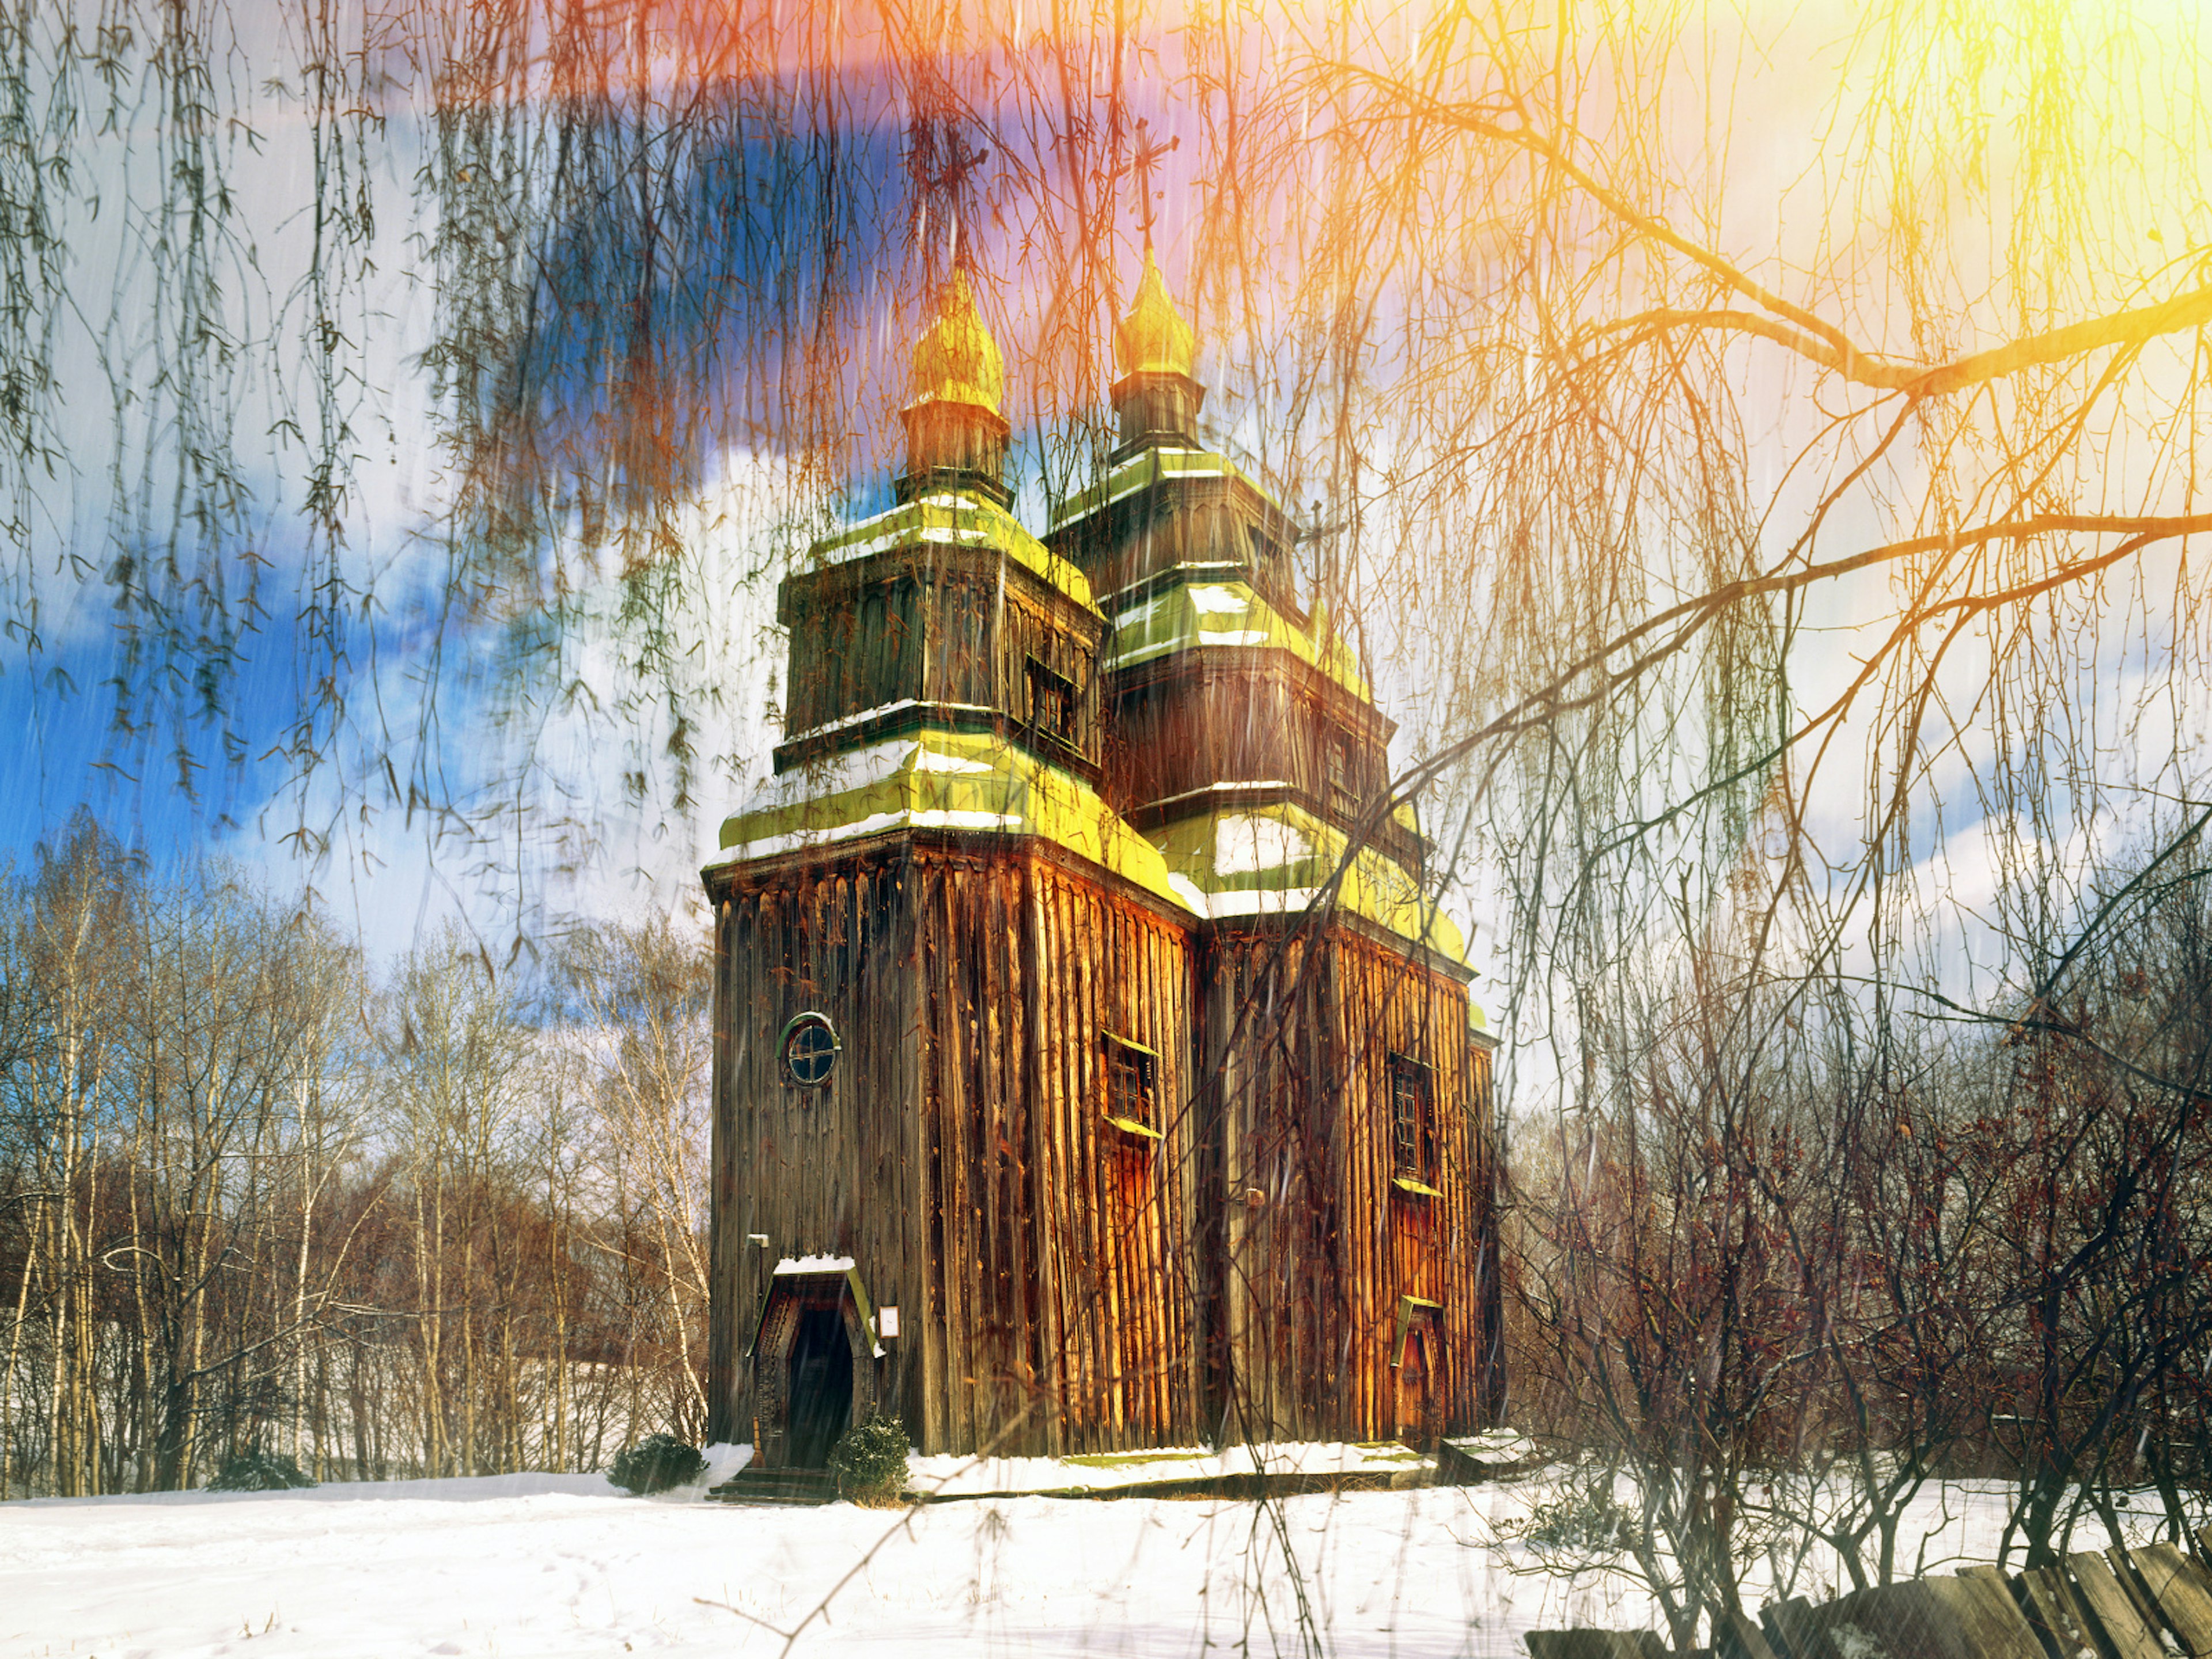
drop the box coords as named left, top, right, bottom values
left=1114, top=247, right=1197, bottom=382
left=910, top=267, right=1005, bottom=418
left=1108, top=248, right=1203, bottom=457
left=899, top=267, right=1013, bottom=504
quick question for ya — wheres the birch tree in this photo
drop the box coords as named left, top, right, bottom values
left=381, top=928, right=540, bottom=1476
left=559, top=915, right=714, bottom=1445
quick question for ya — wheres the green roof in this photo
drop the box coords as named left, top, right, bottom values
left=711, top=726, right=1194, bottom=911
left=1146, top=798, right=1468, bottom=964
left=1049, top=446, right=1270, bottom=532
left=812, top=484, right=1098, bottom=614
left=1108, top=577, right=1370, bottom=699
left=1048, top=450, right=1368, bottom=699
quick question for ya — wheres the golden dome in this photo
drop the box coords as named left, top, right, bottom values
left=1114, top=247, right=1197, bottom=381
left=909, top=268, right=1005, bottom=418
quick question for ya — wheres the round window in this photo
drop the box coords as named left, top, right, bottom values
left=780, top=1012, right=840, bottom=1088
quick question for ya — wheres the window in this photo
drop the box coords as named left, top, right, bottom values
left=1103, top=1033, right=1162, bottom=1141
left=781, top=1012, right=840, bottom=1088
left=1248, top=525, right=1283, bottom=576
left=1328, top=730, right=1358, bottom=812
left=1026, top=656, right=1077, bottom=749
left=1389, top=1055, right=1437, bottom=1192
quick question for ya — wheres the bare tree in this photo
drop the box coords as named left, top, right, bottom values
left=378, top=927, right=543, bottom=1477
left=3, top=20, right=2211, bottom=1659
left=557, top=912, right=714, bottom=1447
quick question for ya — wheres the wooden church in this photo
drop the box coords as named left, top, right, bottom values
left=700, top=256, right=1502, bottom=1467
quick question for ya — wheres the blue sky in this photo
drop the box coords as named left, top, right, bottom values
left=2, top=583, right=308, bottom=866
left=0, top=46, right=1230, bottom=960
left=2, top=0, right=2201, bottom=1017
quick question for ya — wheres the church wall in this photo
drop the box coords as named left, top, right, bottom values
left=920, top=569, right=998, bottom=709
left=781, top=555, right=1106, bottom=767
left=1200, top=920, right=1501, bottom=1444
left=705, top=846, right=926, bottom=1452
left=1054, top=478, right=1302, bottom=616
left=909, top=842, right=1200, bottom=1455
left=991, top=578, right=1104, bottom=764
left=783, top=574, right=926, bottom=736
left=1107, top=659, right=1423, bottom=867
left=706, top=832, right=1203, bottom=1460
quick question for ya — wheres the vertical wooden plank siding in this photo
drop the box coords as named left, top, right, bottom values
left=1196, top=919, right=1494, bottom=1444
left=787, top=559, right=1123, bottom=744
left=706, top=898, right=738, bottom=1444
left=707, top=834, right=1496, bottom=1456
left=710, top=834, right=1204, bottom=1457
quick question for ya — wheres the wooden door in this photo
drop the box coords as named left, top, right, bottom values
left=1396, top=1322, right=1441, bottom=1448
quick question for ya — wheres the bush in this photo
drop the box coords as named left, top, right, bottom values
left=1517, top=1478, right=1637, bottom=1556
left=828, top=1414, right=910, bottom=1505
left=206, top=1448, right=317, bottom=1492
left=608, top=1433, right=707, bottom=1495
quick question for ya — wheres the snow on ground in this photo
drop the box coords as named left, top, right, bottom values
left=0, top=1453, right=2131, bottom=1659
left=904, top=1436, right=1456, bottom=1496
left=0, top=1466, right=1612, bottom=1658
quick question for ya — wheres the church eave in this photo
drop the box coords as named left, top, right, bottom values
left=795, top=487, right=1100, bottom=616
left=1142, top=796, right=1469, bottom=965
left=774, top=700, right=1103, bottom=785
left=710, top=728, right=1196, bottom=914
left=1123, top=778, right=1425, bottom=872
left=1103, top=575, right=1370, bottom=700
left=1046, top=448, right=1293, bottom=540
left=1107, top=642, right=1395, bottom=746
left=1196, top=904, right=1483, bottom=993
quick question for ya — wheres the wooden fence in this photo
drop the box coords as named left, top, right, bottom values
left=1529, top=1529, right=2212, bottom=1659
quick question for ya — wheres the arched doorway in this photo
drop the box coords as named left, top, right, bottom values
left=748, top=1260, right=884, bottom=1469
left=787, top=1307, right=855, bottom=1468
left=1392, top=1296, right=1444, bottom=1448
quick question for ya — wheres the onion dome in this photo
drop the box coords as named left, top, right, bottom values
left=908, top=268, right=1005, bottom=417
left=1113, top=248, right=1197, bottom=382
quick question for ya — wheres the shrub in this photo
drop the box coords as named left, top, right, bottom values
left=1517, top=1478, right=1637, bottom=1556
left=608, top=1432, right=707, bottom=1495
left=828, top=1414, right=910, bottom=1505
left=206, top=1448, right=317, bottom=1492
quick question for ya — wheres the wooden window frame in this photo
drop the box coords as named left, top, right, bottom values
left=1102, top=1033, right=1162, bottom=1142
left=1389, top=1054, right=1440, bottom=1195
left=1025, top=654, right=1079, bottom=751
left=1328, top=729, right=1359, bottom=813
left=780, top=1012, right=842, bottom=1089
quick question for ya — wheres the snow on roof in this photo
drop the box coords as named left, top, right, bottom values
left=773, top=1255, right=855, bottom=1277
left=806, top=486, right=1097, bottom=612
left=1143, top=800, right=1469, bottom=964
left=709, top=728, right=1198, bottom=914
left=1047, top=445, right=1259, bottom=529
left=1104, top=575, right=1370, bottom=699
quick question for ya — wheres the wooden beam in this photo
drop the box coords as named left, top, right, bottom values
left=2017, top=1565, right=2107, bottom=1659
left=2129, top=1543, right=2212, bottom=1657
left=2067, top=1552, right=2167, bottom=1659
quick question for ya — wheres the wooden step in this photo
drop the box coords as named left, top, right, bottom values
left=709, top=1465, right=843, bottom=1507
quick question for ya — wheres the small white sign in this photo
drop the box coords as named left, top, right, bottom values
left=877, top=1306, right=900, bottom=1339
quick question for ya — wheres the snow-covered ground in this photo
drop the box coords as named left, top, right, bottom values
left=903, top=1435, right=1472, bottom=1497
left=0, top=1451, right=2142, bottom=1659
